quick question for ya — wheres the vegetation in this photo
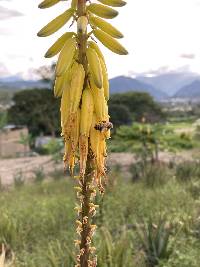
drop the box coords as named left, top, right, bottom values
left=7, top=89, right=165, bottom=139
left=7, top=89, right=60, bottom=137
left=1, top=1, right=200, bottom=267
left=110, top=92, right=165, bottom=124
left=0, top=164, right=200, bottom=266
left=0, top=111, right=7, bottom=130
left=136, top=217, right=175, bottom=267
left=0, top=90, right=14, bottom=106
left=109, top=119, right=200, bottom=153
left=109, top=103, right=132, bottom=128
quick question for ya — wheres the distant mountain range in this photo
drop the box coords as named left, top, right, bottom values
left=109, top=76, right=168, bottom=100
left=136, top=72, right=200, bottom=96
left=0, top=72, right=200, bottom=100
left=0, top=77, right=49, bottom=91
left=108, top=74, right=200, bottom=100
left=174, top=80, right=200, bottom=99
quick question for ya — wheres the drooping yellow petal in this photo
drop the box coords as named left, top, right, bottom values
left=79, top=135, right=89, bottom=177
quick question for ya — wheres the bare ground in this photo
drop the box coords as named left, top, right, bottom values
left=0, top=151, right=199, bottom=186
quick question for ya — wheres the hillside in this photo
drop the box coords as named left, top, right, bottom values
left=3, top=74, right=200, bottom=101
left=174, top=80, right=200, bottom=98
left=137, top=72, right=200, bottom=96
left=0, top=75, right=167, bottom=100
left=109, top=76, right=168, bottom=100
left=0, top=80, right=50, bottom=91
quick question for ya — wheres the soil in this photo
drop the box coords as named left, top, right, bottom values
left=0, top=151, right=199, bottom=186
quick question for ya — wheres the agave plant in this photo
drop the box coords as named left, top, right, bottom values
left=46, top=240, right=76, bottom=267
left=135, top=217, right=174, bottom=267
left=97, top=227, right=133, bottom=267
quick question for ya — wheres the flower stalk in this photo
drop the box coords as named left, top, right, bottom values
left=75, top=154, right=97, bottom=267
left=37, top=0, right=128, bottom=265
left=75, top=1, right=98, bottom=265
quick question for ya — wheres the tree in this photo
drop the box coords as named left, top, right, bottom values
left=8, top=89, right=60, bottom=137
left=109, top=104, right=132, bottom=128
left=110, top=92, right=165, bottom=123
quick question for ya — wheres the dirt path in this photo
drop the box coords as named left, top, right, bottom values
left=0, top=151, right=199, bottom=186
left=0, top=156, right=62, bottom=186
left=0, top=153, right=136, bottom=186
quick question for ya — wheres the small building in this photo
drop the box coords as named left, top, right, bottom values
left=0, top=125, right=30, bottom=158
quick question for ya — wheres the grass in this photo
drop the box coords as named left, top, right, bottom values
left=0, top=166, right=200, bottom=266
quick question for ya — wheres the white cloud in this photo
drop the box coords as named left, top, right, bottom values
left=0, top=0, right=200, bottom=79
left=180, top=54, right=196, bottom=60
left=0, top=6, right=23, bottom=19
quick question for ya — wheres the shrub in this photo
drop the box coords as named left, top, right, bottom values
left=43, top=139, right=63, bottom=163
left=143, top=163, right=172, bottom=188
left=129, top=161, right=144, bottom=182
left=187, top=181, right=200, bottom=199
left=130, top=162, right=171, bottom=188
left=175, top=161, right=200, bottom=183
left=33, top=167, right=45, bottom=183
left=50, top=168, right=65, bottom=180
left=13, top=171, right=24, bottom=188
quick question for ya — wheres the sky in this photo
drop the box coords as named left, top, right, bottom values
left=0, top=0, right=200, bottom=79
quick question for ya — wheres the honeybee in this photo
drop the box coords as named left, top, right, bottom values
left=94, top=121, right=113, bottom=132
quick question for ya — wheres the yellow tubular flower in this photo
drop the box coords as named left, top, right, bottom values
left=71, top=108, right=80, bottom=153
left=56, top=38, right=76, bottom=76
left=88, top=41, right=106, bottom=64
left=89, top=114, right=101, bottom=158
left=54, top=69, right=71, bottom=98
left=87, top=3, right=118, bottom=19
left=79, top=135, right=89, bottom=177
left=93, top=29, right=128, bottom=55
left=102, top=99, right=110, bottom=122
left=89, top=77, right=105, bottom=122
left=100, top=58, right=110, bottom=101
left=45, top=32, right=75, bottom=58
left=60, top=80, right=71, bottom=135
left=80, top=87, right=94, bottom=137
left=63, top=139, right=72, bottom=169
left=89, top=16, right=123, bottom=39
left=38, top=0, right=60, bottom=9
left=69, top=62, right=85, bottom=114
left=98, top=0, right=127, bottom=7
left=37, top=8, right=74, bottom=37
left=86, top=47, right=103, bottom=89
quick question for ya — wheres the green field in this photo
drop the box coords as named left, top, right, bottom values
left=1, top=163, right=200, bottom=267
